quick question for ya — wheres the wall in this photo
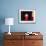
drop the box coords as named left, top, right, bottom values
left=0, top=0, right=46, bottom=46
left=0, top=0, right=46, bottom=32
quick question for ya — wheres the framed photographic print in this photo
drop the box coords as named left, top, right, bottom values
left=19, top=9, right=35, bottom=23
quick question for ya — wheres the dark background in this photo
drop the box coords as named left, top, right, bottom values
left=21, top=11, right=33, bottom=21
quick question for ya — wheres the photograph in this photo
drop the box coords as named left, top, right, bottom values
left=19, top=9, right=35, bottom=23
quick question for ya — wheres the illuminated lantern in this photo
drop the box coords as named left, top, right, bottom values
left=25, top=14, right=29, bottom=21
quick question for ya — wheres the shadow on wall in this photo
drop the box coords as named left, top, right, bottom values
left=0, top=16, right=5, bottom=32
left=0, top=16, right=5, bottom=46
